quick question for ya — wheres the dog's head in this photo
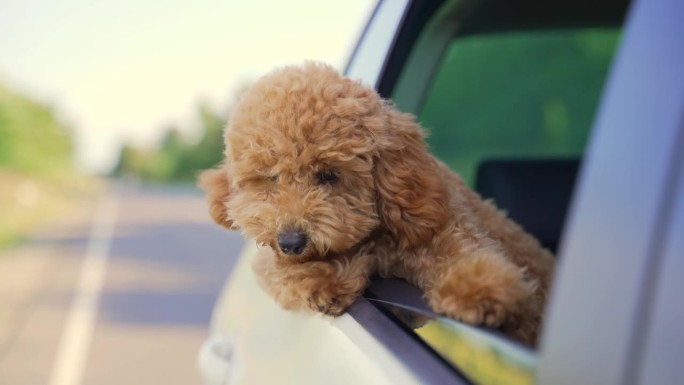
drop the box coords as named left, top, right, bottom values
left=199, top=62, right=448, bottom=260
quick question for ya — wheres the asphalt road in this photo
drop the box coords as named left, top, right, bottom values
left=0, top=181, right=244, bottom=385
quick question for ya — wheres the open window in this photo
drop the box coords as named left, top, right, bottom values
left=347, top=1, right=630, bottom=384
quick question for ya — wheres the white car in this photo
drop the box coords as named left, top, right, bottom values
left=198, top=0, right=684, bottom=384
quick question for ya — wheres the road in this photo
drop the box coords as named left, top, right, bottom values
left=0, top=182, right=244, bottom=385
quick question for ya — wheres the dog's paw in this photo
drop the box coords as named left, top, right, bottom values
left=257, top=256, right=370, bottom=317
left=426, top=253, right=537, bottom=328
left=427, top=277, right=537, bottom=328
left=431, top=296, right=509, bottom=327
left=306, top=288, right=358, bottom=316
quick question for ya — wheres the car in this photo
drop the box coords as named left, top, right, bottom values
left=197, top=0, right=684, bottom=384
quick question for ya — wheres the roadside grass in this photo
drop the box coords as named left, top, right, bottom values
left=0, top=168, right=102, bottom=249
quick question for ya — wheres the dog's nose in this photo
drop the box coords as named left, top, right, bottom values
left=277, top=231, right=308, bottom=255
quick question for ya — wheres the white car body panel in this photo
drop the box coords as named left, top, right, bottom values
left=198, top=243, right=420, bottom=385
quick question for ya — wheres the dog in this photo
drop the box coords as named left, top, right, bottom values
left=199, top=62, right=554, bottom=346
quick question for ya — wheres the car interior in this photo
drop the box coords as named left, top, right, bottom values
left=475, top=158, right=579, bottom=254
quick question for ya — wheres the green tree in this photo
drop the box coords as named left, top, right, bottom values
left=0, top=83, right=74, bottom=175
left=113, top=102, right=226, bottom=182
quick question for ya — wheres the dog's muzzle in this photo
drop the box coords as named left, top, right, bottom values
left=277, top=231, right=308, bottom=255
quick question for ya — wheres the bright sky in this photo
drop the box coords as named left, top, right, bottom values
left=0, top=0, right=374, bottom=173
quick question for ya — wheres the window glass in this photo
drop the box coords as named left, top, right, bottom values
left=420, top=29, right=620, bottom=185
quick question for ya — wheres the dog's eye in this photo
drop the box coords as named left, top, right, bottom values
left=269, top=174, right=278, bottom=182
left=317, top=170, right=338, bottom=185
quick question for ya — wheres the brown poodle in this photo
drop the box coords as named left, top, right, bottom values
left=199, top=62, right=554, bottom=346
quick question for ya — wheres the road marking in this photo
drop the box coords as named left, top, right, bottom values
left=48, top=195, right=119, bottom=385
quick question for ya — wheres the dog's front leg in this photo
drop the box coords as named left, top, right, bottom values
left=253, top=248, right=371, bottom=316
left=425, top=248, right=539, bottom=339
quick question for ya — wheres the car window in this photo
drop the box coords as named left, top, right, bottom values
left=420, top=29, right=620, bottom=185
left=377, top=27, right=622, bottom=385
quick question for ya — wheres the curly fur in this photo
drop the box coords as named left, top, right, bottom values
left=199, top=62, right=555, bottom=346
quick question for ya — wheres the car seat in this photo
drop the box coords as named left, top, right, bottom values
left=475, top=158, right=580, bottom=254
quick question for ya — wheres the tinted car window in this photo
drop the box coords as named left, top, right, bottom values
left=420, top=29, right=620, bottom=184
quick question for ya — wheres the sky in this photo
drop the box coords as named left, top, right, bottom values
left=0, top=0, right=374, bottom=173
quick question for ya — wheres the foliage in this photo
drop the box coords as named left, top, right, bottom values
left=113, top=103, right=225, bottom=182
left=0, top=83, right=74, bottom=175
left=420, top=29, right=620, bottom=184
left=0, top=82, right=89, bottom=249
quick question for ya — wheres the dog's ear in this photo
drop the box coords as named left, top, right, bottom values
left=371, top=104, right=449, bottom=249
left=198, top=166, right=239, bottom=230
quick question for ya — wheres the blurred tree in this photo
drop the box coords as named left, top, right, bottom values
left=113, top=102, right=226, bottom=182
left=0, top=82, right=80, bottom=248
left=0, top=83, right=74, bottom=175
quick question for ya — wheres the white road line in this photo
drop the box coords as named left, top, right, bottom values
left=48, top=195, right=119, bottom=385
